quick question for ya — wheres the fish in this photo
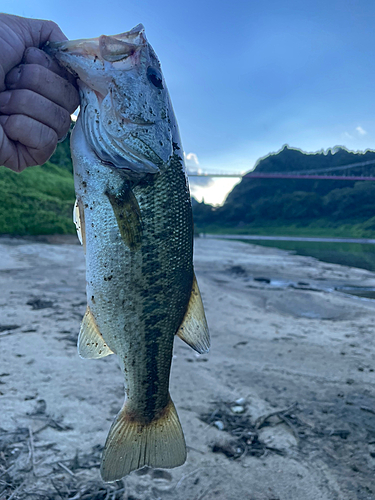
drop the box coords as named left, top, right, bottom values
left=46, top=25, right=209, bottom=482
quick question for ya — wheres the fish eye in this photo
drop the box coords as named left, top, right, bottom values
left=147, top=67, right=163, bottom=89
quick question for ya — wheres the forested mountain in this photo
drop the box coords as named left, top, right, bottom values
left=192, top=146, right=375, bottom=235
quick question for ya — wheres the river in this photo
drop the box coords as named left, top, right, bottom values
left=205, top=234, right=375, bottom=298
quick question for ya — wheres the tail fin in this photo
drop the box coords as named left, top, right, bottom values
left=100, top=396, right=187, bottom=482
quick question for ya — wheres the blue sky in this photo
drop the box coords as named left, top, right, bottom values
left=4, top=0, right=375, bottom=203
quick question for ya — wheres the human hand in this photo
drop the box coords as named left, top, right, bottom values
left=0, top=14, right=79, bottom=172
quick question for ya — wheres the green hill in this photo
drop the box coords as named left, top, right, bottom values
left=193, top=146, right=375, bottom=237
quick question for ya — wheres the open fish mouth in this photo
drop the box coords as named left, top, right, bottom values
left=45, top=24, right=147, bottom=100
left=47, top=24, right=146, bottom=65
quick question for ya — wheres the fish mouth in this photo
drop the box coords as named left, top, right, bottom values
left=46, top=24, right=146, bottom=66
left=45, top=24, right=149, bottom=113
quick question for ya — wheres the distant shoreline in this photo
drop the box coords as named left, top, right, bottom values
left=204, top=234, right=375, bottom=244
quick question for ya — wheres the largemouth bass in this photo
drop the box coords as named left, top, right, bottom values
left=47, top=25, right=209, bottom=482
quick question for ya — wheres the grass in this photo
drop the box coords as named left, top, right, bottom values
left=194, top=219, right=375, bottom=239
left=0, top=163, right=76, bottom=235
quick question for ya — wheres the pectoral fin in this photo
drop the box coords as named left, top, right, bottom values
left=176, top=274, right=210, bottom=354
left=78, top=307, right=115, bottom=359
left=73, top=197, right=86, bottom=250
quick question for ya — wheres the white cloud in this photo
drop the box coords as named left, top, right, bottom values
left=183, top=151, right=213, bottom=188
left=191, top=178, right=240, bottom=206
left=185, top=152, right=200, bottom=167
left=356, top=126, right=367, bottom=135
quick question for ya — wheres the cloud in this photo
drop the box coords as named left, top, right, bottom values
left=183, top=152, right=213, bottom=188
left=342, top=126, right=368, bottom=141
left=356, top=126, right=367, bottom=136
left=185, top=152, right=200, bottom=167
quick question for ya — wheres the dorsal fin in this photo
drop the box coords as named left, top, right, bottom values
left=176, top=273, right=210, bottom=354
left=78, top=307, right=115, bottom=359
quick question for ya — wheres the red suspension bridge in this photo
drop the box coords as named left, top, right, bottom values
left=187, top=159, right=375, bottom=181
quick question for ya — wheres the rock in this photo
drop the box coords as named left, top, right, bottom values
left=213, top=420, right=225, bottom=430
left=231, top=405, right=245, bottom=414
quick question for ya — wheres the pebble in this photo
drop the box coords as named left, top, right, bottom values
left=235, top=397, right=246, bottom=405
left=213, top=420, right=224, bottom=430
left=231, top=405, right=245, bottom=414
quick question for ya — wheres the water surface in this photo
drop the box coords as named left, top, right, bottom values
left=206, top=234, right=375, bottom=299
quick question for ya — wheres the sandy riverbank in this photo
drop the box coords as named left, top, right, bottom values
left=1, top=236, right=374, bottom=500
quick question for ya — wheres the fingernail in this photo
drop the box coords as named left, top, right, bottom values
left=0, top=92, right=11, bottom=107
left=5, top=67, right=21, bottom=88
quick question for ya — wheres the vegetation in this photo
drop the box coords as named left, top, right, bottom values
left=2, top=141, right=375, bottom=237
left=193, top=145, right=375, bottom=238
left=0, top=135, right=76, bottom=235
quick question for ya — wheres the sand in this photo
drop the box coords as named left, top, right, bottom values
left=1, top=235, right=374, bottom=500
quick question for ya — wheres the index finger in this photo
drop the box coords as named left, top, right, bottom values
left=0, top=14, right=68, bottom=90
left=23, top=47, right=77, bottom=86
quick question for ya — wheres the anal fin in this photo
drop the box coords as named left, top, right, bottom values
left=78, top=307, right=115, bottom=359
left=176, top=273, right=210, bottom=354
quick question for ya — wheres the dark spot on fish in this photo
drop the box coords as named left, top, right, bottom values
left=84, top=203, right=88, bottom=208
left=108, top=120, right=112, bottom=125
left=91, top=296, right=95, bottom=303
left=103, top=275, right=113, bottom=281
left=82, top=181, right=87, bottom=188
